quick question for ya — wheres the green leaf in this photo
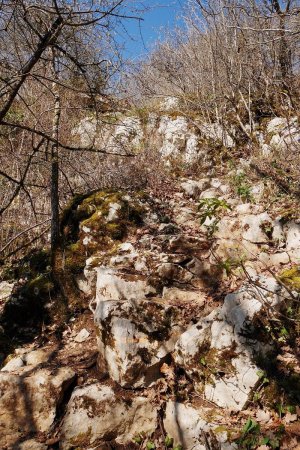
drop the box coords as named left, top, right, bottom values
left=146, top=442, right=156, bottom=450
left=242, top=418, right=260, bottom=435
left=280, top=327, right=289, bottom=337
left=164, top=435, right=173, bottom=447
left=286, top=405, right=296, bottom=414
left=256, top=370, right=265, bottom=379
left=133, top=435, right=142, bottom=444
left=200, top=357, right=207, bottom=366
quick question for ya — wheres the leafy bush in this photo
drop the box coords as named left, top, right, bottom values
left=198, top=197, right=231, bottom=237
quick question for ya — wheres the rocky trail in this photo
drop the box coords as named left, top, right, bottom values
left=1, top=111, right=300, bottom=450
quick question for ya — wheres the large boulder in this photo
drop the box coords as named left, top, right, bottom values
left=95, top=298, right=185, bottom=387
left=72, top=114, right=143, bottom=154
left=60, top=383, right=157, bottom=449
left=175, top=276, right=282, bottom=411
left=158, top=115, right=200, bottom=164
left=0, top=367, right=75, bottom=448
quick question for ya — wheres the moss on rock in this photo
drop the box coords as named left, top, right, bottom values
left=279, top=266, right=300, bottom=292
left=61, top=189, right=147, bottom=274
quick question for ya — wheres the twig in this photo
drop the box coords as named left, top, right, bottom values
left=0, top=219, right=50, bottom=254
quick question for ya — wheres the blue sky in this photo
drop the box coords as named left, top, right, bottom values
left=117, top=0, right=186, bottom=60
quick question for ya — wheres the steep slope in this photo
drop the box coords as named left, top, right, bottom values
left=0, top=108, right=300, bottom=450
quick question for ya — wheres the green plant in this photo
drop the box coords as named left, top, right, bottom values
left=278, top=326, right=289, bottom=343
left=165, top=435, right=174, bottom=447
left=236, top=418, right=260, bottom=449
left=146, top=441, right=156, bottom=450
left=256, top=370, right=270, bottom=386
left=253, top=391, right=262, bottom=402
left=198, top=197, right=231, bottom=237
left=231, top=172, right=254, bottom=202
left=236, top=418, right=284, bottom=449
left=259, top=436, right=280, bottom=449
left=279, top=266, right=300, bottom=292
left=199, top=357, right=207, bottom=366
left=217, top=257, right=243, bottom=277
left=132, top=434, right=143, bottom=444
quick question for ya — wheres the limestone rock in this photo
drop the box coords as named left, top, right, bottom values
left=0, top=281, right=14, bottom=301
left=258, top=251, right=290, bottom=267
left=76, top=255, right=98, bottom=295
left=72, top=115, right=97, bottom=147
left=267, top=117, right=300, bottom=151
left=164, top=401, right=237, bottom=450
left=74, top=328, right=90, bottom=343
left=242, top=213, right=273, bottom=243
left=250, top=182, right=265, bottom=201
left=107, top=117, right=143, bottom=154
left=174, top=207, right=196, bottom=225
left=94, top=299, right=184, bottom=387
left=185, top=134, right=201, bottom=164
left=0, top=367, right=75, bottom=447
left=158, top=116, right=200, bottom=164
left=204, top=354, right=261, bottom=410
left=221, top=275, right=281, bottom=335
left=161, top=96, right=180, bottom=110
left=285, top=221, right=300, bottom=261
left=1, top=355, right=25, bottom=371
left=106, top=202, right=121, bottom=222
left=164, top=401, right=209, bottom=450
left=162, top=287, right=206, bottom=305
left=60, top=383, right=157, bottom=449
left=199, top=123, right=235, bottom=148
left=2, top=348, right=53, bottom=372
left=267, top=117, right=290, bottom=135
left=94, top=267, right=155, bottom=305
left=19, top=440, right=48, bottom=450
left=272, top=218, right=285, bottom=242
left=180, top=179, right=210, bottom=198
left=236, top=203, right=263, bottom=215
left=156, top=263, right=194, bottom=283
left=200, top=188, right=220, bottom=199
left=174, top=277, right=282, bottom=410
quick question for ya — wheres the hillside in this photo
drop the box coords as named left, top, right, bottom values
left=1, top=103, right=300, bottom=450
left=1, top=1, right=300, bottom=449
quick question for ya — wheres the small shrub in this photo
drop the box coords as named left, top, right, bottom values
left=231, top=172, right=254, bottom=202
left=198, top=197, right=231, bottom=237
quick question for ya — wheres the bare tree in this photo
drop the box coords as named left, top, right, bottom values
left=131, top=0, right=300, bottom=135
left=0, top=0, right=145, bottom=263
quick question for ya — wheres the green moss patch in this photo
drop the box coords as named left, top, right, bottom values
left=279, top=266, right=300, bottom=292
left=61, top=190, right=147, bottom=274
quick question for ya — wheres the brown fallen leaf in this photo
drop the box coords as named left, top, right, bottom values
left=284, top=412, right=298, bottom=424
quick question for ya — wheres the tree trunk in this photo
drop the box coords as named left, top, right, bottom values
left=50, top=56, right=61, bottom=266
